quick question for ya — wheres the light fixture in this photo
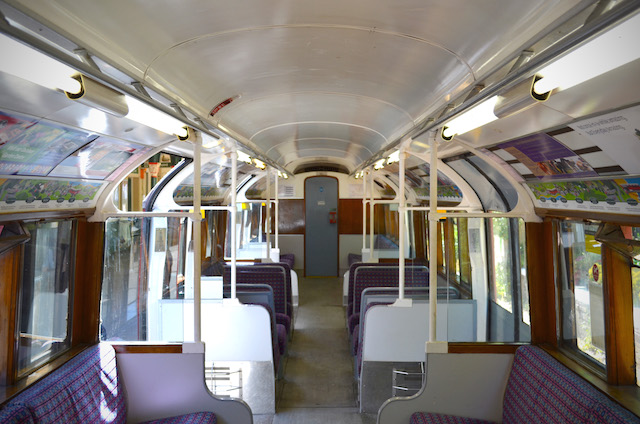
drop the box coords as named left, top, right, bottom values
left=125, top=96, right=188, bottom=138
left=533, top=12, right=640, bottom=95
left=237, top=151, right=253, bottom=164
left=278, top=171, right=289, bottom=179
left=493, top=75, right=550, bottom=119
left=387, top=150, right=400, bottom=165
left=0, top=34, right=190, bottom=138
left=66, top=74, right=128, bottom=117
left=441, top=96, right=499, bottom=141
left=253, top=158, right=266, bottom=170
left=202, top=132, right=222, bottom=148
left=0, top=33, right=81, bottom=93
left=373, top=158, right=386, bottom=170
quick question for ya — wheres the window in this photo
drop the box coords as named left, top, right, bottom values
left=519, top=219, right=530, bottom=325
left=101, top=216, right=192, bottom=342
left=101, top=218, right=144, bottom=341
left=558, top=221, right=606, bottom=366
left=18, top=220, right=76, bottom=374
left=490, top=217, right=513, bottom=312
left=633, top=254, right=639, bottom=386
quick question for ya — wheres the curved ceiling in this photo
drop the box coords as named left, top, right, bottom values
left=5, top=0, right=587, bottom=172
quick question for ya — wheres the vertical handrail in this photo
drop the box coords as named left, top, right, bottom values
left=193, top=131, right=202, bottom=342
left=369, top=169, right=375, bottom=261
left=398, top=149, right=406, bottom=300
left=265, top=168, right=271, bottom=258
left=275, top=171, right=279, bottom=250
left=428, top=139, right=439, bottom=342
left=362, top=169, right=367, bottom=251
left=230, top=151, right=238, bottom=299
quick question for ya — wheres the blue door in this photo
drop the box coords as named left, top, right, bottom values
left=305, top=177, right=338, bottom=277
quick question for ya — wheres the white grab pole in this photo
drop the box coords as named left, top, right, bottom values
left=362, top=170, right=367, bottom=251
left=193, top=131, right=202, bottom=342
left=275, top=172, right=279, bottom=250
left=369, top=168, right=375, bottom=260
left=398, top=149, right=406, bottom=300
left=265, top=168, right=271, bottom=257
left=428, top=139, right=439, bottom=342
left=231, top=151, right=238, bottom=299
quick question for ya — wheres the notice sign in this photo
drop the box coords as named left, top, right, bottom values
left=569, top=104, right=640, bottom=175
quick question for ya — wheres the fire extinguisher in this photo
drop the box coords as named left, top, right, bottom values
left=329, top=209, right=337, bottom=224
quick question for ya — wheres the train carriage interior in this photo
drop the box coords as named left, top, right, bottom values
left=1, top=0, right=640, bottom=423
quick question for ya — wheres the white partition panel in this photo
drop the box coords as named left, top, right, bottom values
left=202, top=302, right=272, bottom=362
left=378, top=352, right=514, bottom=424
left=362, top=300, right=476, bottom=362
left=117, top=343, right=253, bottom=424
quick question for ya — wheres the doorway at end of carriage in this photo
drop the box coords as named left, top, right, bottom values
left=304, top=176, right=339, bottom=277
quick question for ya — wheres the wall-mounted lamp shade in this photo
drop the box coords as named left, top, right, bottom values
left=65, top=74, right=128, bottom=117
left=387, top=150, right=400, bottom=164
left=237, top=151, right=253, bottom=164
left=494, top=76, right=550, bottom=119
left=125, top=96, right=188, bottom=138
left=0, top=34, right=81, bottom=93
left=533, top=12, right=640, bottom=95
left=442, top=96, right=499, bottom=140
left=253, top=158, right=266, bottom=169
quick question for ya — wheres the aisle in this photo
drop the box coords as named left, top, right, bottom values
left=255, top=276, right=376, bottom=424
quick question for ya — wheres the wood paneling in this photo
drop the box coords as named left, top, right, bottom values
left=111, top=344, right=183, bottom=354
left=338, top=198, right=366, bottom=234
left=0, top=247, right=21, bottom=386
left=526, top=221, right=557, bottom=346
left=72, top=220, right=104, bottom=345
left=412, top=211, right=427, bottom=262
left=603, top=246, right=636, bottom=385
left=278, top=199, right=305, bottom=234
left=448, top=343, right=522, bottom=354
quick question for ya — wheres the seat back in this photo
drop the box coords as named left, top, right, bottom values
left=7, top=344, right=125, bottom=424
left=352, top=265, right=429, bottom=317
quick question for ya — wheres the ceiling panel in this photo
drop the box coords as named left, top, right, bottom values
left=4, top=0, right=593, bottom=171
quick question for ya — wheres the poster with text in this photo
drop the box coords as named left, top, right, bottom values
left=569, top=104, right=640, bottom=175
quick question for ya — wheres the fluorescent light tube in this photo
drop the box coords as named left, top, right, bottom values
left=534, top=13, right=640, bottom=94
left=125, top=96, right=188, bottom=137
left=0, top=33, right=81, bottom=93
left=442, top=96, right=498, bottom=139
left=202, top=133, right=222, bottom=148
left=237, top=151, right=252, bottom=164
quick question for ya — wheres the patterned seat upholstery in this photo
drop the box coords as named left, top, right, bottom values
left=348, top=265, right=428, bottom=335
left=7, top=344, right=126, bottom=424
left=0, top=404, right=34, bottom=424
left=410, top=413, right=493, bottom=424
left=279, top=253, right=295, bottom=269
left=502, top=345, right=640, bottom=423
left=142, top=412, right=217, bottom=424
left=1, top=344, right=218, bottom=424
left=406, top=346, right=639, bottom=424
left=224, top=264, right=292, bottom=333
